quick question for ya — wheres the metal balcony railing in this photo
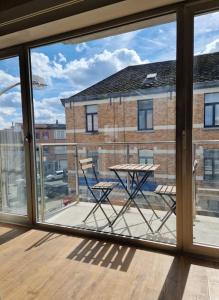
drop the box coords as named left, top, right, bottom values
left=38, top=141, right=176, bottom=221
left=36, top=140, right=219, bottom=222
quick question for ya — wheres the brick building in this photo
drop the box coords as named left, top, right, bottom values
left=34, top=121, right=67, bottom=175
left=61, top=52, right=219, bottom=213
left=1, top=121, right=68, bottom=211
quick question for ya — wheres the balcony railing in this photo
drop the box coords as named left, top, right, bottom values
left=38, top=141, right=176, bottom=217
left=37, top=141, right=176, bottom=243
left=35, top=140, right=219, bottom=245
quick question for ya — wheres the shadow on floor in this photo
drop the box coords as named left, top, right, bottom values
left=0, top=226, right=29, bottom=245
left=25, top=232, right=60, bottom=251
left=158, top=255, right=219, bottom=300
left=67, top=238, right=136, bottom=272
left=158, top=256, right=191, bottom=300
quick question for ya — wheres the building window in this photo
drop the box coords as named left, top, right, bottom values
left=44, top=146, right=49, bottom=154
left=138, top=149, right=154, bottom=165
left=138, top=100, right=153, bottom=130
left=204, top=93, right=219, bottom=128
left=59, top=159, right=67, bottom=170
left=87, top=150, right=98, bottom=174
left=86, top=105, right=98, bottom=132
left=35, top=131, right=40, bottom=139
left=54, top=130, right=66, bottom=139
left=204, top=149, right=219, bottom=180
left=138, top=149, right=154, bottom=178
left=42, top=131, right=49, bottom=140
left=54, top=146, right=67, bottom=155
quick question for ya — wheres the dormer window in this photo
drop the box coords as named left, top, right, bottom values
left=142, top=73, right=157, bottom=85
left=146, top=73, right=157, bottom=79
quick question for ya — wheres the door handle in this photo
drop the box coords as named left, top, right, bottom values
left=25, top=133, right=32, bottom=143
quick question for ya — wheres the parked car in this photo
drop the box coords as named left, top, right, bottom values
left=46, top=170, right=64, bottom=181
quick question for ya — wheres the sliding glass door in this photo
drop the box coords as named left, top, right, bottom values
left=0, top=1, right=218, bottom=258
left=30, top=14, right=177, bottom=247
left=0, top=51, right=30, bottom=222
left=190, top=6, right=219, bottom=256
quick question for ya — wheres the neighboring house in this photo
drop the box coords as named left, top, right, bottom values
left=61, top=52, right=219, bottom=213
left=34, top=121, right=67, bottom=175
left=0, top=121, right=67, bottom=212
left=0, top=125, right=26, bottom=212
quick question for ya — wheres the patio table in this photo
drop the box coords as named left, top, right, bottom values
left=109, top=163, right=160, bottom=233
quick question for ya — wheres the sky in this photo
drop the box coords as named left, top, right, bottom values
left=0, top=11, right=219, bottom=128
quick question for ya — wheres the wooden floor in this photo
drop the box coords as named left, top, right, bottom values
left=0, top=224, right=219, bottom=300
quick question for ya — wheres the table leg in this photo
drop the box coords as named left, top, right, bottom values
left=110, top=170, right=154, bottom=233
left=129, top=171, right=160, bottom=219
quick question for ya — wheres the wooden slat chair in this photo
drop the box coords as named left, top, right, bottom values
left=154, top=185, right=176, bottom=232
left=79, top=158, right=118, bottom=225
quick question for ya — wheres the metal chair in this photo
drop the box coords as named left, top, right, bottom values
left=154, top=185, right=176, bottom=232
left=79, top=158, right=118, bottom=225
left=155, top=160, right=198, bottom=231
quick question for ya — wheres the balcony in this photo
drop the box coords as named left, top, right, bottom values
left=35, top=141, right=219, bottom=247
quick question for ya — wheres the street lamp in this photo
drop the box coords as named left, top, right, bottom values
left=0, top=74, right=47, bottom=96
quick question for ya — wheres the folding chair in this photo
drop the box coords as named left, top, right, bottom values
left=154, top=185, right=176, bottom=232
left=79, top=158, right=118, bottom=225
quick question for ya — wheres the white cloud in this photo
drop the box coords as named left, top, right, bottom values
left=59, top=90, right=79, bottom=98
left=31, top=52, right=64, bottom=84
left=31, top=48, right=148, bottom=91
left=103, top=30, right=140, bottom=50
left=29, top=47, right=149, bottom=123
left=202, top=38, right=219, bottom=54
left=58, top=53, right=67, bottom=63
left=0, top=107, right=16, bottom=115
left=76, top=42, right=89, bottom=52
left=0, top=70, right=19, bottom=89
left=62, top=48, right=148, bottom=89
left=33, top=95, right=65, bottom=124
left=195, top=11, right=219, bottom=34
left=194, top=11, right=219, bottom=55
left=0, top=116, right=12, bottom=129
left=34, top=108, right=65, bottom=124
left=0, top=91, right=21, bottom=106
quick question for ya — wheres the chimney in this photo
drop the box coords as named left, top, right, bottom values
left=56, top=120, right=58, bottom=125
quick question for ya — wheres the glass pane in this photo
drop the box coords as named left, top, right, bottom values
left=215, top=105, right=219, bottom=125
left=146, top=110, right=153, bottom=129
left=138, top=99, right=152, bottom=110
left=86, top=105, right=97, bottom=113
left=54, top=130, right=66, bottom=139
left=205, top=105, right=213, bottom=126
left=204, top=159, right=212, bottom=176
left=215, top=159, right=219, bottom=176
left=193, top=10, right=219, bottom=247
left=31, top=14, right=176, bottom=246
left=139, top=111, right=146, bottom=130
left=205, top=93, right=219, bottom=104
left=87, top=115, right=93, bottom=131
left=93, top=114, right=98, bottom=131
left=0, top=56, right=27, bottom=215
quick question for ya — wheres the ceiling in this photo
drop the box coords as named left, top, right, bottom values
left=0, top=0, right=184, bottom=50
